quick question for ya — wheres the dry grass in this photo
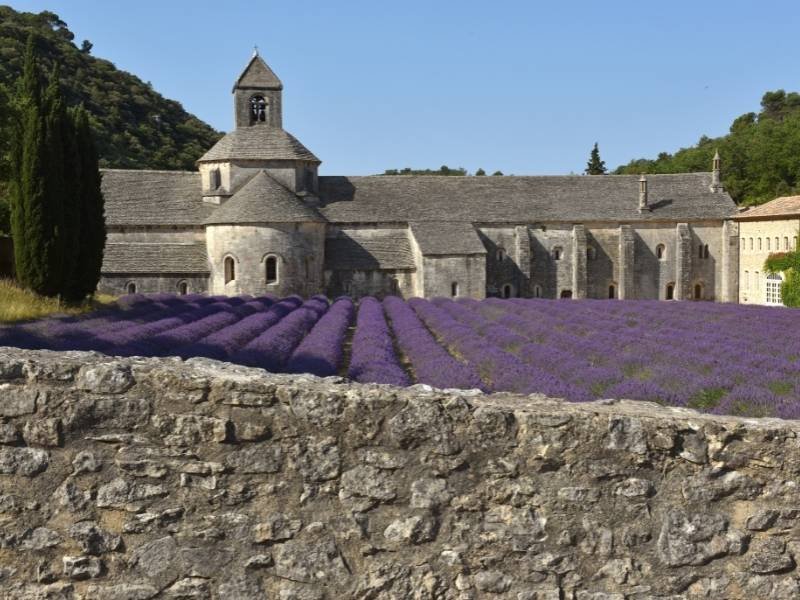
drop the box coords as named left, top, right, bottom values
left=0, top=279, right=116, bottom=323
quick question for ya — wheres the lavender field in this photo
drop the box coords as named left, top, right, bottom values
left=1, top=293, right=798, bottom=418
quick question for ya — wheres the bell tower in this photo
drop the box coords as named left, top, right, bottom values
left=233, top=49, right=283, bottom=129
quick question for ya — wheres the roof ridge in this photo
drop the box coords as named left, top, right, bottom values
left=101, top=168, right=199, bottom=175
left=325, top=172, right=711, bottom=181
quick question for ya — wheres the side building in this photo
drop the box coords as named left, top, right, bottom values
left=736, top=196, right=800, bottom=306
left=99, top=53, right=740, bottom=301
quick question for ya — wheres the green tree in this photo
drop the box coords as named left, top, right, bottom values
left=68, top=107, right=105, bottom=300
left=492, top=170, right=504, bottom=176
left=585, top=142, right=607, bottom=175
left=475, top=168, right=486, bottom=176
left=0, top=83, right=10, bottom=234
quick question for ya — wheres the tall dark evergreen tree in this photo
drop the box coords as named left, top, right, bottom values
left=60, top=104, right=82, bottom=299
left=585, top=142, right=607, bottom=175
left=70, top=106, right=105, bottom=300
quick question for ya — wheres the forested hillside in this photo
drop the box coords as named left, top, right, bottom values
left=615, top=90, right=800, bottom=206
left=0, top=7, right=220, bottom=171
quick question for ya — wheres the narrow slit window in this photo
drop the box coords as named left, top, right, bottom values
left=224, top=256, right=235, bottom=284
left=451, top=282, right=459, bottom=297
left=266, top=256, right=278, bottom=284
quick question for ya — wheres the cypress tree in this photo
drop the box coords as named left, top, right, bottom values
left=59, top=105, right=82, bottom=300
left=71, top=106, right=105, bottom=299
left=585, top=142, right=607, bottom=175
left=9, top=35, right=45, bottom=291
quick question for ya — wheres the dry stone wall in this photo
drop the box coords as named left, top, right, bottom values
left=1, top=348, right=800, bottom=599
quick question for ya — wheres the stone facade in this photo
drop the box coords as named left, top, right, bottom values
left=3, top=347, right=800, bottom=598
left=98, top=53, right=741, bottom=302
left=737, top=216, right=799, bottom=305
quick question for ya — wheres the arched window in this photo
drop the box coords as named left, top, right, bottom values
left=125, top=281, right=136, bottom=295
left=758, top=238, right=762, bottom=251
left=501, top=283, right=513, bottom=299
left=532, top=285, right=542, bottom=298
left=224, top=256, right=236, bottom=284
left=656, top=244, right=666, bottom=260
left=785, top=237, right=790, bottom=250
left=586, top=246, right=597, bottom=260
left=694, top=283, right=703, bottom=300
left=496, top=247, right=506, bottom=262
left=177, top=281, right=188, bottom=295
left=766, top=238, right=771, bottom=251
left=451, top=282, right=459, bottom=297
left=766, top=273, right=783, bottom=305
left=776, top=237, right=780, bottom=250
left=703, top=244, right=709, bottom=259
left=250, top=95, right=267, bottom=122
left=666, top=283, right=675, bottom=300
left=560, top=290, right=573, bottom=299
left=608, top=284, right=616, bottom=299
left=698, top=244, right=704, bottom=259
left=265, top=255, right=278, bottom=284
left=749, top=238, right=753, bottom=251
left=755, top=271, right=760, bottom=290
left=552, top=246, right=563, bottom=261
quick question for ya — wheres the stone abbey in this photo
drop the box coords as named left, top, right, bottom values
left=99, top=52, right=741, bottom=301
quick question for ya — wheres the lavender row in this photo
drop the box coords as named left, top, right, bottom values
left=286, top=297, right=354, bottom=377
left=382, top=296, right=485, bottom=391
left=347, top=297, right=410, bottom=387
left=233, top=296, right=330, bottom=372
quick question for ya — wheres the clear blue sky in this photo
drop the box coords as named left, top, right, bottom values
left=10, top=0, right=800, bottom=175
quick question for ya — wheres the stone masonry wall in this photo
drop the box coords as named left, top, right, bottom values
left=2, top=348, right=800, bottom=599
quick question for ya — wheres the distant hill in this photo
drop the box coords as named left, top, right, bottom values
left=0, top=6, right=221, bottom=171
left=615, top=90, right=800, bottom=206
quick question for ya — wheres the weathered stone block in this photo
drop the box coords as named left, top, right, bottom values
left=0, top=447, right=48, bottom=476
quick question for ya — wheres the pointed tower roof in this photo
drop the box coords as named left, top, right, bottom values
left=233, top=52, right=282, bottom=92
left=204, top=171, right=325, bottom=225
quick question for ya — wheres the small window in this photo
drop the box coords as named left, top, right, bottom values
left=698, top=244, right=704, bottom=259
left=767, top=238, right=771, bottom=251
left=785, top=237, right=790, bottom=250
left=749, top=238, right=753, bottom=251
left=501, top=283, right=513, bottom=299
left=587, top=246, right=597, bottom=260
left=126, top=281, right=136, bottom=295
left=560, top=290, right=573, bottom=299
left=224, top=256, right=236, bottom=284
left=776, top=237, right=780, bottom=250
left=177, top=281, right=188, bottom=295
left=608, top=284, right=616, bottom=299
left=496, top=247, right=506, bottom=262
left=656, top=244, right=666, bottom=260
left=533, top=285, right=542, bottom=298
left=451, top=282, right=459, bottom=297
left=210, top=168, right=221, bottom=190
left=758, top=238, right=762, bottom=251
left=703, top=244, right=709, bottom=259
left=694, top=283, right=703, bottom=300
left=552, top=246, right=563, bottom=261
left=666, top=283, right=675, bottom=300
left=265, top=255, right=278, bottom=284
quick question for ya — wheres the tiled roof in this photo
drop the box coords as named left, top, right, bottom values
left=203, top=171, right=325, bottom=225
left=735, top=196, right=800, bottom=220
left=233, top=54, right=282, bottom=91
left=101, top=169, right=214, bottom=227
left=410, top=222, right=487, bottom=255
left=317, top=173, right=738, bottom=224
left=102, top=243, right=209, bottom=274
left=325, top=229, right=415, bottom=271
left=197, top=127, right=319, bottom=163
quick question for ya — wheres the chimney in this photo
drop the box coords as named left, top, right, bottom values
left=638, top=174, right=649, bottom=212
left=710, top=150, right=722, bottom=192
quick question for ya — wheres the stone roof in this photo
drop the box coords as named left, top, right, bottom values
left=102, top=243, right=209, bottom=274
left=410, top=222, right=487, bottom=255
left=325, top=229, right=415, bottom=271
left=234, top=54, right=282, bottom=91
left=204, top=171, right=325, bottom=225
left=735, top=196, right=800, bottom=220
left=102, top=169, right=213, bottom=227
left=197, top=127, right=319, bottom=163
left=317, top=173, right=738, bottom=224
